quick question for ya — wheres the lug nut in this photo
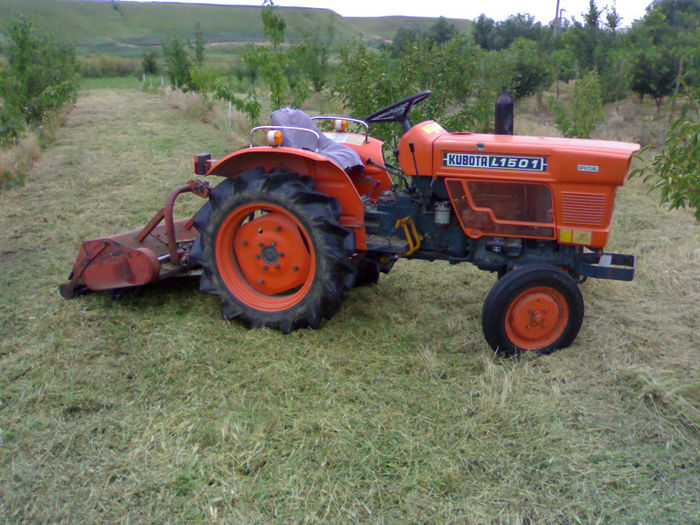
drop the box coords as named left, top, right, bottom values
left=292, top=266, right=299, bottom=271
left=275, top=226, right=281, bottom=231
left=275, top=264, right=280, bottom=269
left=258, top=278, right=264, bottom=284
left=271, top=241, right=276, bottom=246
left=263, top=265, right=268, bottom=271
left=254, top=254, right=260, bottom=259
left=241, top=240, right=248, bottom=246
left=259, top=242, right=264, bottom=247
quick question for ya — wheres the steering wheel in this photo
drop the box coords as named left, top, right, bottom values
left=365, top=90, right=432, bottom=132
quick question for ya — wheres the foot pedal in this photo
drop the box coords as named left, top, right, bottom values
left=395, top=216, right=423, bottom=256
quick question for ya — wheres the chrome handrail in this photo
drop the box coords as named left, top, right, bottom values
left=248, top=125, right=321, bottom=151
left=311, top=116, right=369, bottom=142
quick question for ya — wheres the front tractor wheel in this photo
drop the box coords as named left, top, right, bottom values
left=482, top=265, right=584, bottom=356
left=193, top=169, right=355, bottom=333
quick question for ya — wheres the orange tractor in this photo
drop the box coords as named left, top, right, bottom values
left=61, top=91, right=639, bottom=355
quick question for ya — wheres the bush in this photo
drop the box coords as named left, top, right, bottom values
left=79, top=56, right=141, bottom=78
left=142, top=51, right=160, bottom=75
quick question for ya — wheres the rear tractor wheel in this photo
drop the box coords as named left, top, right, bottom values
left=190, top=168, right=355, bottom=332
left=482, top=264, right=584, bottom=356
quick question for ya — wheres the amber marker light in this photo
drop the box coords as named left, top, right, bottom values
left=267, top=129, right=283, bottom=146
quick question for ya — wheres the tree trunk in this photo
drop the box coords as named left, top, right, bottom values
left=669, top=56, right=684, bottom=122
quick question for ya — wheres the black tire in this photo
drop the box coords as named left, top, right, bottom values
left=189, top=168, right=355, bottom=333
left=481, top=264, right=584, bottom=356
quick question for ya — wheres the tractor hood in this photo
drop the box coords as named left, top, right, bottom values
left=398, top=121, right=640, bottom=185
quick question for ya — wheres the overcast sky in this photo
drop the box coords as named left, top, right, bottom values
left=119, top=0, right=651, bottom=26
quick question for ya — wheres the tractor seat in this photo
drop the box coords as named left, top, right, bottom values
left=270, top=107, right=364, bottom=175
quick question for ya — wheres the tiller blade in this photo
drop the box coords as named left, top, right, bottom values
left=59, top=180, right=211, bottom=299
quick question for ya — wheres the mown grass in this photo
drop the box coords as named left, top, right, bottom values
left=0, top=87, right=698, bottom=523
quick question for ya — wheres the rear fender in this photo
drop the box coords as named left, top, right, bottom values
left=206, top=147, right=366, bottom=249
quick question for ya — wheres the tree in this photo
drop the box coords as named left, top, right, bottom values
left=161, top=23, right=208, bottom=91
left=500, top=39, right=553, bottom=100
left=473, top=14, right=497, bottom=50
left=563, top=0, right=603, bottom=72
left=0, top=17, right=78, bottom=144
left=549, top=70, right=605, bottom=138
left=142, top=50, right=159, bottom=75
left=387, top=26, right=422, bottom=57
left=605, top=4, right=622, bottom=33
left=629, top=47, right=677, bottom=110
left=627, top=0, right=700, bottom=110
left=243, top=1, right=305, bottom=108
left=209, top=0, right=308, bottom=124
left=161, top=34, right=192, bottom=89
left=472, top=13, right=544, bottom=51
left=632, top=92, right=700, bottom=220
left=191, top=23, right=206, bottom=68
left=428, top=16, right=458, bottom=45
left=387, top=18, right=460, bottom=57
left=334, top=35, right=486, bottom=147
left=289, top=25, right=334, bottom=92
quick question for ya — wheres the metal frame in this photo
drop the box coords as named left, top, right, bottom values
left=311, top=116, right=370, bottom=142
left=248, top=126, right=321, bottom=151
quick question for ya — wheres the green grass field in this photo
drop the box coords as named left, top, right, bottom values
left=0, top=86, right=698, bottom=523
left=0, top=0, right=471, bottom=57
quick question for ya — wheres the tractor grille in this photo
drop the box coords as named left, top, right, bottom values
left=560, top=192, right=608, bottom=226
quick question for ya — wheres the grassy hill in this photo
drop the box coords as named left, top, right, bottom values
left=0, top=0, right=472, bottom=56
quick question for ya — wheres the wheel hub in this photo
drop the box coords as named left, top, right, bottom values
left=261, top=244, right=280, bottom=265
left=232, top=211, right=311, bottom=296
left=505, top=287, right=568, bottom=350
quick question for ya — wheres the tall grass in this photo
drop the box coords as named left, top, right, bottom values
left=78, top=56, right=142, bottom=78
left=0, top=134, right=39, bottom=189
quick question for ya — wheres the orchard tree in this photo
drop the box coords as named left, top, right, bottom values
left=627, top=0, right=700, bottom=110
left=161, top=23, right=207, bottom=90
left=472, top=13, right=544, bottom=51
left=472, top=15, right=497, bottom=50
left=632, top=91, right=700, bottom=220
left=427, top=16, right=458, bottom=44
left=191, top=23, right=206, bottom=68
left=0, top=17, right=78, bottom=143
left=142, top=50, right=159, bottom=75
left=289, top=25, right=334, bottom=92
left=629, top=47, right=677, bottom=110
left=243, top=0, right=309, bottom=108
left=162, top=34, right=192, bottom=89
left=501, top=38, right=553, bottom=100
left=334, top=35, right=487, bottom=146
left=549, top=70, right=605, bottom=138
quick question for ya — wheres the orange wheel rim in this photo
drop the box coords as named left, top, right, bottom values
left=504, top=286, right=569, bottom=351
left=215, top=202, right=315, bottom=312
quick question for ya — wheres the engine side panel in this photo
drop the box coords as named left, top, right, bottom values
left=397, top=123, right=639, bottom=249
